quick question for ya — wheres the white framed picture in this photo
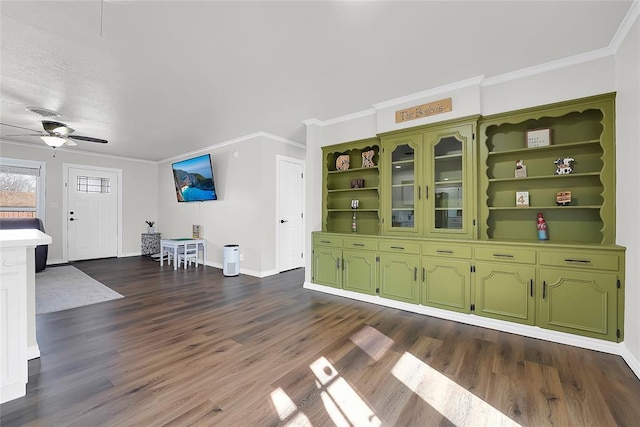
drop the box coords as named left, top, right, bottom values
left=526, top=128, right=551, bottom=148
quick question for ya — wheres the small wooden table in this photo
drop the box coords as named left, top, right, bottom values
left=160, top=238, right=206, bottom=270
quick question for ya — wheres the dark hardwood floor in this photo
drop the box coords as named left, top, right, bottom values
left=2, top=256, right=639, bottom=426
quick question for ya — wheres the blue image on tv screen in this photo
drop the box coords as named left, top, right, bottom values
left=171, top=154, right=217, bottom=202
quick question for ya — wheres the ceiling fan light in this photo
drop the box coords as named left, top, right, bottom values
left=40, top=135, right=66, bottom=148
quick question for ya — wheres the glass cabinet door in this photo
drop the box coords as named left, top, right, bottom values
left=391, top=144, right=415, bottom=228
left=383, top=134, right=422, bottom=235
left=432, top=136, right=463, bottom=230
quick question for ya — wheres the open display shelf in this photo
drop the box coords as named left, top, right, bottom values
left=479, top=93, right=615, bottom=244
left=323, top=138, right=381, bottom=235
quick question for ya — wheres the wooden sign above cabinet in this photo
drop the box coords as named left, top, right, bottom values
left=395, top=97, right=452, bottom=123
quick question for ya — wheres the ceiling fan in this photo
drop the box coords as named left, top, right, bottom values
left=0, top=107, right=108, bottom=148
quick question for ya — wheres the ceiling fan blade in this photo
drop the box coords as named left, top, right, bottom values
left=42, top=120, right=74, bottom=135
left=68, top=135, right=108, bottom=144
left=5, top=133, right=45, bottom=137
left=64, top=139, right=77, bottom=147
left=0, top=122, right=43, bottom=133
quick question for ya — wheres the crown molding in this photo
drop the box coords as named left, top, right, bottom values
left=303, top=109, right=376, bottom=128
left=482, top=47, right=613, bottom=87
left=0, top=138, right=157, bottom=164
left=159, top=131, right=305, bottom=164
left=610, top=0, right=640, bottom=52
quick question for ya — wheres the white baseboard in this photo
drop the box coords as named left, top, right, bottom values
left=619, top=344, right=640, bottom=379
left=303, top=281, right=639, bottom=380
left=26, top=344, right=40, bottom=360
left=205, top=261, right=278, bottom=278
left=0, top=382, right=26, bottom=404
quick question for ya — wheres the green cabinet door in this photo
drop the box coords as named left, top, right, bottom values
left=421, top=258, right=471, bottom=313
left=539, top=268, right=618, bottom=341
left=475, top=262, right=536, bottom=325
left=342, top=249, right=377, bottom=295
left=379, top=253, right=420, bottom=303
left=312, top=246, right=342, bottom=288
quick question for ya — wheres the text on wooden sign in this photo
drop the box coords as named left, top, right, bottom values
left=395, top=98, right=453, bottom=123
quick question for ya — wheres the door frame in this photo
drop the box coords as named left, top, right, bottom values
left=275, top=155, right=305, bottom=273
left=62, top=163, right=123, bottom=263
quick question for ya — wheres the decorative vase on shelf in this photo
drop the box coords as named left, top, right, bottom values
left=537, top=213, right=549, bottom=240
left=148, top=227, right=156, bottom=234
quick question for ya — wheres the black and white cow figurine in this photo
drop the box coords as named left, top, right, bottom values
left=554, top=157, right=575, bottom=175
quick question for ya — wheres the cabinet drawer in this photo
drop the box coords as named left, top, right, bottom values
left=342, top=238, right=377, bottom=251
left=379, top=240, right=420, bottom=254
left=422, top=243, right=472, bottom=259
left=313, top=235, right=343, bottom=248
left=474, top=247, right=536, bottom=264
left=539, top=251, right=619, bottom=271
left=0, top=248, right=26, bottom=275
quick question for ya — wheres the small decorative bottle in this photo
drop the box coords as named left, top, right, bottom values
left=537, top=212, right=549, bottom=240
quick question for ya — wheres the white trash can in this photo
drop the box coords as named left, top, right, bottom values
left=223, top=244, right=240, bottom=276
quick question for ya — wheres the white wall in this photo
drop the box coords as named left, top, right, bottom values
left=0, top=141, right=158, bottom=262
left=157, top=133, right=305, bottom=276
left=615, top=14, right=640, bottom=371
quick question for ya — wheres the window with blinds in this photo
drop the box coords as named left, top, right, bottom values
left=0, top=160, right=45, bottom=220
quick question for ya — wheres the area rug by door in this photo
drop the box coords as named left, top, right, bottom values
left=36, top=265, right=124, bottom=315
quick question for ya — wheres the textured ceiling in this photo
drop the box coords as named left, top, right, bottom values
left=0, top=1, right=633, bottom=161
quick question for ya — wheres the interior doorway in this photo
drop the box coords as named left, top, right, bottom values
left=64, top=164, right=121, bottom=261
left=276, top=155, right=305, bottom=272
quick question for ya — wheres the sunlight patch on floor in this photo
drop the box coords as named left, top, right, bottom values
left=391, top=351, right=521, bottom=427
left=349, top=324, right=394, bottom=361
left=270, top=387, right=312, bottom=426
left=311, top=356, right=381, bottom=426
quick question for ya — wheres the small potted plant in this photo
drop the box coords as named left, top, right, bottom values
left=145, top=220, right=156, bottom=234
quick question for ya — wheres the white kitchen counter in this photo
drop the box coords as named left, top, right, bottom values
left=0, top=228, right=52, bottom=403
left=0, top=228, right=51, bottom=248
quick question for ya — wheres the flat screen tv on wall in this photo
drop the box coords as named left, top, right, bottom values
left=171, top=154, right=217, bottom=202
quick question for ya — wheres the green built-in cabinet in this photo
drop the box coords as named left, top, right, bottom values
left=313, top=93, right=625, bottom=343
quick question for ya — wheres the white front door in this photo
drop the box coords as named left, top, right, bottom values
left=277, top=156, right=305, bottom=272
left=67, top=166, right=119, bottom=261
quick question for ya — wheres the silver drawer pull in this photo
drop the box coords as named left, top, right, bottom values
left=352, top=243, right=365, bottom=247
left=390, top=246, right=405, bottom=250
left=436, top=250, right=454, bottom=254
left=564, top=259, right=592, bottom=264
left=321, top=240, right=331, bottom=244
left=493, top=254, right=514, bottom=258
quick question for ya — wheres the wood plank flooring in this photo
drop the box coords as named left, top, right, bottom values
left=2, top=256, right=639, bottom=426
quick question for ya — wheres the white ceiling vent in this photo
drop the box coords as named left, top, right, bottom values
left=25, top=107, right=61, bottom=118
